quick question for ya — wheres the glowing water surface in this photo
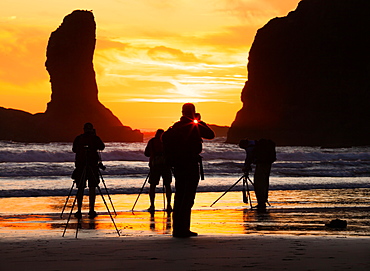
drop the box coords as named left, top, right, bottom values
left=0, top=189, right=369, bottom=238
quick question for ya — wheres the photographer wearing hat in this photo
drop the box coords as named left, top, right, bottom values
left=162, top=103, right=215, bottom=238
left=72, top=122, right=105, bottom=219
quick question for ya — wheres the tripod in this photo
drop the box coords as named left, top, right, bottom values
left=210, top=174, right=255, bottom=208
left=131, top=172, right=169, bottom=213
left=62, top=164, right=120, bottom=238
left=131, top=172, right=150, bottom=212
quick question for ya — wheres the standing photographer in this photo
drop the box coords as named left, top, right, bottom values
left=144, top=129, right=173, bottom=212
left=239, top=138, right=276, bottom=211
left=162, top=103, right=215, bottom=238
left=72, top=122, right=105, bottom=219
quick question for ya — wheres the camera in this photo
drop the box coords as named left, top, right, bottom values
left=98, top=162, right=106, bottom=170
left=193, top=113, right=201, bottom=124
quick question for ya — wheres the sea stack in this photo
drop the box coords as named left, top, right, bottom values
left=227, top=0, right=370, bottom=147
left=41, top=10, right=142, bottom=142
left=0, top=10, right=143, bottom=142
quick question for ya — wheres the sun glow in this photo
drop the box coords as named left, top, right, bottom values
left=0, top=0, right=301, bottom=131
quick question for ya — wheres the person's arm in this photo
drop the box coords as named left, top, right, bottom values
left=198, top=121, right=215, bottom=140
left=243, top=146, right=255, bottom=173
left=144, top=139, right=152, bottom=157
left=96, top=136, right=105, bottom=151
left=72, top=135, right=80, bottom=153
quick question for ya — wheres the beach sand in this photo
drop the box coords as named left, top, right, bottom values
left=1, top=235, right=369, bottom=271
left=0, top=192, right=369, bottom=270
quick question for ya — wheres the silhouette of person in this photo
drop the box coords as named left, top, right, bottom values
left=144, top=129, right=173, bottom=212
left=239, top=139, right=276, bottom=211
left=72, top=122, right=105, bottom=219
left=162, top=103, right=215, bottom=238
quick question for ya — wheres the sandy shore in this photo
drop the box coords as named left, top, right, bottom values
left=0, top=192, right=369, bottom=270
left=1, top=235, right=369, bottom=270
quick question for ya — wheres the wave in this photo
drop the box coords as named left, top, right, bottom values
left=1, top=143, right=369, bottom=162
left=2, top=159, right=369, bottom=178
left=1, top=141, right=369, bottom=178
left=1, top=177, right=369, bottom=198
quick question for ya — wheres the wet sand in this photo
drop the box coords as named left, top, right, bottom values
left=0, top=191, right=369, bottom=270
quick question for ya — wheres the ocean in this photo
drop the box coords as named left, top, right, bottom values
left=1, top=138, right=369, bottom=198
left=1, top=138, right=369, bottom=236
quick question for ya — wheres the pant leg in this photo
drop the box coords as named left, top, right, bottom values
left=253, top=163, right=271, bottom=206
left=172, top=164, right=199, bottom=234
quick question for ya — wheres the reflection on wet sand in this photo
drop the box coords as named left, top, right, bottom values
left=150, top=211, right=172, bottom=234
left=1, top=206, right=369, bottom=238
left=0, top=190, right=369, bottom=238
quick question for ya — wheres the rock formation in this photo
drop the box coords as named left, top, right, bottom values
left=0, top=10, right=142, bottom=142
left=208, top=125, right=229, bottom=138
left=227, top=0, right=370, bottom=147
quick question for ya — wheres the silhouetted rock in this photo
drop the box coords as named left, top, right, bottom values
left=227, top=0, right=370, bottom=147
left=0, top=10, right=142, bottom=142
left=0, top=107, right=37, bottom=141
left=208, top=125, right=229, bottom=138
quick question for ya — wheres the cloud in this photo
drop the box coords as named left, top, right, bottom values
left=147, top=46, right=200, bottom=63
left=0, top=16, right=17, bottom=23
left=0, top=25, right=49, bottom=85
left=216, top=0, right=287, bottom=23
left=96, top=38, right=129, bottom=50
left=197, top=25, right=257, bottom=50
left=126, top=98, right=219, bottom=103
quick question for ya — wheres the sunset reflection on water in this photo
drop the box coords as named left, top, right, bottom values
left=0, top=190, right=369, bottom=238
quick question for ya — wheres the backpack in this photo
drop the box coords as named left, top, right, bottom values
left=162, top=124, right=202, bottom=166
left=253, top=139, right=276, bottom=164
left=151, top=154, right=167, bottom=168
left=162, top=127, right=183, bottom=166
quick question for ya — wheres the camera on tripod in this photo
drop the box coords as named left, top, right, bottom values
left=98, top=162, right=106, bottom=170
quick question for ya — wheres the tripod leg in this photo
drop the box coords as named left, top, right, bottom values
left=97, top=186, right=121, bottom=236
left=98, top=170, right=117, bottom=216
left=242, top=178, right=248, bottom=204
left=247, top=176, right=271, bottom=207
left=75, top=216, right=80, bottom=239
left=210, top=175, right=244, bottom=207
left=63, top=166, right=86, bottom=238
left=62, top=191, right=78, bottom=237
left=60, top=182, right=75, bottom=218
left=75, top=187, right=84, bottom=239
left=245, top=177, right=253, bottom=209
left=131, top=172, right=150, bottom=212
left=163, top=183, right=166, bottom=211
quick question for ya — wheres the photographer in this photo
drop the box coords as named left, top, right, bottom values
left=72, top=122, right=105, bottom=219
left=239, top=138, right=276, bottom=211
left=162, top=103, right=215, bottom=238
left=144, top=129, right=173, bottom=213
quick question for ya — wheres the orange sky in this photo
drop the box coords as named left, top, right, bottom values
left=0, top=0, right=301, bottom=131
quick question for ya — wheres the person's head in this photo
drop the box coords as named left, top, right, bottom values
left=239, top=139, right=254, bottom=149
left=83, top=122, right=94, bottom=133
left=182, top=103, right=196, bottom=119
left=155, top=129, right=164, bottom=138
